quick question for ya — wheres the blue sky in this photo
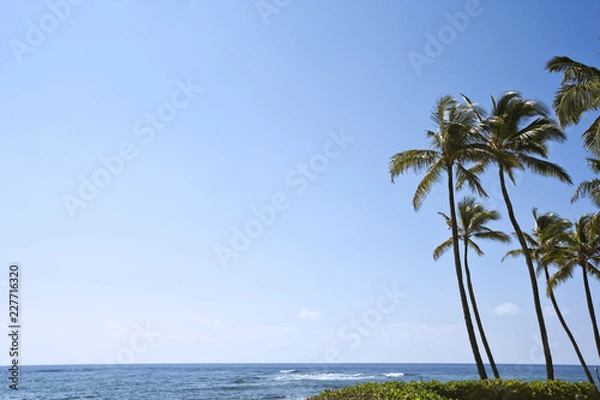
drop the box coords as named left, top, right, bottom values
left=0, top=0, right=599, bottom=367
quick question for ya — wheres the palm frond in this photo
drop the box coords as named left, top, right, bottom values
left=546, top=56, right=600, bottom=84
left=586, top=157, right=600, bottom=174
left=455, top=164, right=488, bottom=198
left=546, top=56, right=600, bottom=151
left=433, top=238, right=453, bottom=260
left=430, top=95, right=457, bottom=128
left=522, top=231, right=538, bottom=247
left=461, top=93, right=486, bottom=123
left=412, top=160, right=445, bottom=210
left=466, top=239, right=484, bottom=256
left=512, top=118, right=566, bottom=150
left=553, top=82, right=600, bottom=128
left=389, top=149, right=439, bottom=182
left=581, top=115, right=600, bottom=154
left=572, top=178, right=600, bottom=207
left=547, top=264, right=575, bottom=294
left=584, top=263, right=600, bottom=281
left=516, top=154, right=572, bottom=184
left=473, top=230, right=511, bottom=243
left=502, top=249, right=523, bottom=262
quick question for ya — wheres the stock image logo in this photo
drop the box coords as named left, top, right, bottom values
left=9, top=0, right=85, bottom=63
left=407, top=0, right=485, bottom=76
left=213, top=128, right=355, bottom=268
left=62, top=77, right=202, bottom=220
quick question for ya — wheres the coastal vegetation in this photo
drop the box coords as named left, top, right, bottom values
left=308, top=380, right=599, bottom=400
left=387, top=53, right=600, bottom=385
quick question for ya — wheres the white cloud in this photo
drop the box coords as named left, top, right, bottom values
left=298, top=308, right=323, bottom=321
left=198, top=317, right=224, bottom=328
left=494, top=302, right=520, bottom=316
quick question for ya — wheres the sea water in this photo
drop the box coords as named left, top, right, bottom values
left=3, top=363, right=596, bottom=399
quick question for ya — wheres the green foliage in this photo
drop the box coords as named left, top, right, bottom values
left=546, top=56, right=600, bottom=153
left=307, top=380, right=600, bottom=400
left=308, top=382, right=451, bottom=400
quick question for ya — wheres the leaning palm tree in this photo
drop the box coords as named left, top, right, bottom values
left=548, top=214, right=600, bottom=359
left=434, top=197, right=509, bottom=379
left=505, top=209, right=595, bottom=385
left=546, top=56, right=600, bottom=153
left=390, top=95, right=489, bottom=379
left=463, top=91, right=573, bottom=380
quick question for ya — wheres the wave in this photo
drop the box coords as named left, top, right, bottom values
left=382, top=372, right=404, bottom=377
left=275, top=372, right=375, bottom=381
left=280, top=369, right=300, bottom=374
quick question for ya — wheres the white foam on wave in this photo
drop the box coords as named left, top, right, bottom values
left=383, top=372, right=404, bottom=377
left=280, top=369, right=298, bottom=374
left=275, top=373, right=375, bottom=381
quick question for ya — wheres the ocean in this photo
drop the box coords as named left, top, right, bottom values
left=4, top=363, right=596, bottom=399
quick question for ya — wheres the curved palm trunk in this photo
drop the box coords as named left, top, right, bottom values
left=448, top=165, right=488, bottom=380
left=463, top=241, right=500, bottom=378
left=581, top=265, right=600, bottom=358
left=498, top=166, right=554, bottom=380
left=542, top=266, right=595, bottom=385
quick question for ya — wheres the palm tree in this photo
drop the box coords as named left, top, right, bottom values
left=505, top=209, right=595, bottom=385
left=548, top=214, right=600, bottom=359
left=463, top=91, right=572, bottom=380
left=547, top=56, right=600, bottom=226
left=546, top=56, right=600, bottom=153
left=390, top=95, right=489, bottom=379
left=434, top=197, right=510, bottom=379
left=573, top=158, right=600, bottom=206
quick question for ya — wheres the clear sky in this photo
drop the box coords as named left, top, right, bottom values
left=0, top=0, right=599, bottom=366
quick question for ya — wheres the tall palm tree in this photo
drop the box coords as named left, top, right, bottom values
left=463, top=91, right=573, bottom=380
left=505, top=209, right=595, bottom=385
left=390, top=95, right=489, bottom=379
left=546, top=56, right=600, bottom=153
left=548, top=214, right=600, bottom=358
left=434, top=197, right=510, bottom=379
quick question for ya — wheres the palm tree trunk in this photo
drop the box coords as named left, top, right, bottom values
left=581, top=265, right=600, bottom=358
left=498, top=166, right=554, bottom=380
left=448, top=165, right=488, bottom=380
left=543, top=266, right=595, bottom=385
left=463, top=241, right=500, bottom=378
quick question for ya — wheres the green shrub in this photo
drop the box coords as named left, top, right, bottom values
left=306, top=379, right=600, bottom=400
left=309, top=382, right=451, bottom=400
